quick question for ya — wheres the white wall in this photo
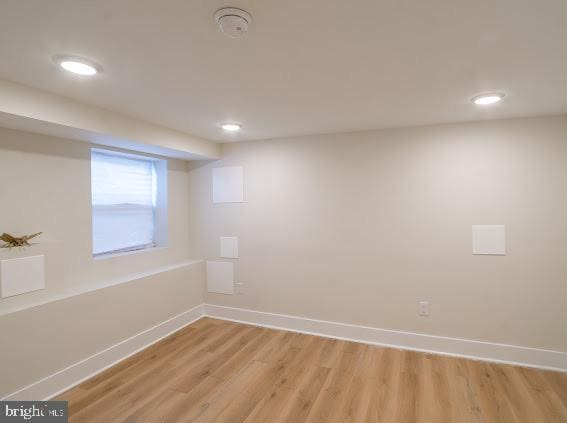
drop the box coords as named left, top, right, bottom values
left=0, top=79, right=221, bottom=160
left=0, top=127, right=194, bottom=313
left=2, top=115, right=567, bottom=397
left=189, top=115, right=567, bottom=353
left=0, top=127, right=204, bottom=397
left=0, top=264, right=204, bottom=398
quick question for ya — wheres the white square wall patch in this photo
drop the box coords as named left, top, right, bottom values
left=206, top=261, right=235, bottom=294
left=220, top=237, right=239, bottom=259
left=472, top=225, right=506, bottom=255
left=0, top=255, right=45, bottom=298
left=212, top=166, right=244, bottom=203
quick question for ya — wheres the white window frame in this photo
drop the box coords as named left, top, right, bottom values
left=90, top=148, right=168, bottom=258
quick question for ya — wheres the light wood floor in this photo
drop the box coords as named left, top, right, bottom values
left=57, top=317, right=567, bottom=422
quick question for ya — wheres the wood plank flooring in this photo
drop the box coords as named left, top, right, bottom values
left=56, top=318, right=567, bottom=422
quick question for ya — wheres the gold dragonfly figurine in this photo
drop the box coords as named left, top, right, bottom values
left=0, top=232, right=43, bottom=248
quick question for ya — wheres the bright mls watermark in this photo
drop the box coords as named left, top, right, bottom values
left=0, top=402, right=67, bottom=422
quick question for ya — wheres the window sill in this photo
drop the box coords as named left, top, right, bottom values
left=93, top=245, right=167, bottom=261
left=0, top=259, right=203, bottom=317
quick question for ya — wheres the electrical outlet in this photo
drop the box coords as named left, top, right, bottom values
left=418, top=301, right=430, bottom=317
left=235, top=282, right=244, bottom=294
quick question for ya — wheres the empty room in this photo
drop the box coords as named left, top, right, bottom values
left=0, top=1, right=566, bottom=422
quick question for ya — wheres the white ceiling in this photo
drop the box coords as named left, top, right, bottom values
left=0, top=0, right=566, bottom=142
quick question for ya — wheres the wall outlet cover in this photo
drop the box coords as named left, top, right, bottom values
left=418, top=301, right=430, bottom=317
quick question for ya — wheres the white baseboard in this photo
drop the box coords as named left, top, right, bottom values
left=204, top=304, right=567, bottom=373
left=2, top=304, right=206, bottom=401
left=5, top=302, right=565, bottom=401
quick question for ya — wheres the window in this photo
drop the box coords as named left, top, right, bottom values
left=91, top=149, right=167, bottom=257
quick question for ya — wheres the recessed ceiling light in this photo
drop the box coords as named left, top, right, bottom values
left=220, top=123, right=242, bottom=132
left=56, top=56, right=100, bottom=76
left=471, top=93, right=505, bottom=105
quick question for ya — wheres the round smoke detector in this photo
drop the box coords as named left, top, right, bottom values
left=214, top=7, right=252, bottom=38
